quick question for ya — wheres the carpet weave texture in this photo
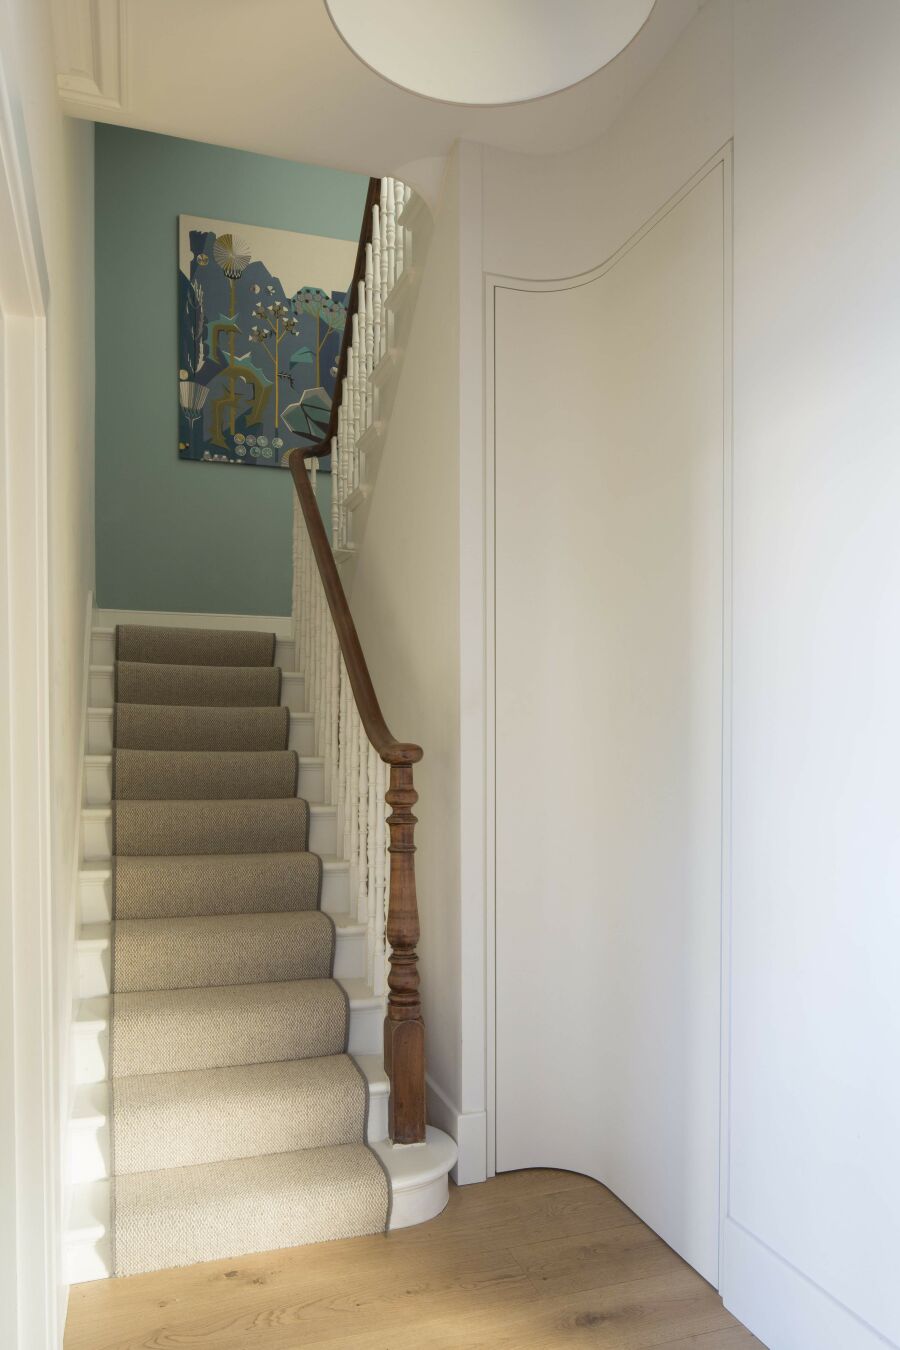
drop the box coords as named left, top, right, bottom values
left=108, top=623, right=389, bottom=1277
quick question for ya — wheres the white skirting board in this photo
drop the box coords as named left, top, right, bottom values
left=722, top=1218, right=895, bottom=1350
left=95, top=608, right=293, bottom=637
left=426, top=1075, right=487, bottom=1185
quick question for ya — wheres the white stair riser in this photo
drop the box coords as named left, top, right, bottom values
left=73, top=1000, right=383, bottom=1087
left=68, top=1239, right=110, bottom=1286
left=91, top=631, right=295, bottom=671
left=86, top=708, right=316, bottom=755
left=76, top=924, right=366, bottom=1000
left=89, top=667, right=306, bottom=712
left=81, top=803, right=337, bottom=862
left=78, top=859, right=351, bottom=924
left=69, top=1087, right=388, bottom=1184
left=83, top=756, right=325, bottom=807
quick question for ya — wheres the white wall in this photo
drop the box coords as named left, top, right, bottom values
left=348, top=3, right=900, bottom=1342
left=476, top=0, right=734, bottom=1189
left=348, top=150, right=468, bottom=1168
left=724, top=3, right=900, bottom=1347
left=0, top=0, right=94, bottom=1340
left=481, top=0, right=733, bottom=280
left=493, top=157, right=728, bottom=1283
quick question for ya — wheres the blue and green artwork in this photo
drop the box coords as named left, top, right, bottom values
left=178, top=214, right=356, bottom=468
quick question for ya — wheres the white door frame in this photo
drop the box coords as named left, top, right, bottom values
left=0, top=36, right=60, bottom=1350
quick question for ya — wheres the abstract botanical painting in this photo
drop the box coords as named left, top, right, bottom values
left=178, top=215, right=356, bottom=467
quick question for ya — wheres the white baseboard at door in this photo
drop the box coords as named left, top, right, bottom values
left=722, top=1217, right=895, bottom=1350
left=426, top=1075, right=487, bottom=1186
left=95, top=608, right=292, bottom=638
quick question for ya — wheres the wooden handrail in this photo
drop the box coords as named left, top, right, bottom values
left=288, top=177, right=426, bottom=1145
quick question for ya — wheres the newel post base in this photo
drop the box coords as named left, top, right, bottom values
left=384, top=1014, right=426, bottom=1145
left=384, top=760, right=426, bottom=1145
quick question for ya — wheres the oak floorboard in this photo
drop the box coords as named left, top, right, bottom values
left=64, top=1171, right=763, bottom=1350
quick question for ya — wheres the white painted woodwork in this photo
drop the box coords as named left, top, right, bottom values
left=493, top=161, right=727, bottom=1284
left=292, top=507, right=393, bottom=1002
left=51, top=0, right=127, bottom=114
left=94, top=608, right=293, bottom=637
left=345, top=146, right=474, bottom=1180
left=327, top=177, right=419, bottom=555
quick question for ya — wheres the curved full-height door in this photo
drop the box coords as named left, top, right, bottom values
left=494, top=160, right=728, bottom=1283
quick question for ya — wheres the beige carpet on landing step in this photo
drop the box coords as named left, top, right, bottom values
left=107, top=622, right=389, bottom=1278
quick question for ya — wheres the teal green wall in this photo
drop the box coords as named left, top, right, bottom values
left=95, top=125, right=365, bottom=615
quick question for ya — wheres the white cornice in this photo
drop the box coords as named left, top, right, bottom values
left=52, top=0, right=127, bottom=116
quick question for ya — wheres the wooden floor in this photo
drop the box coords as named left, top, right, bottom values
left=65, top=1170, right=763, bottom=1350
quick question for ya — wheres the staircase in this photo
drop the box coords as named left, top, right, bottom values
left=66, top=608, right=456, bottom=1283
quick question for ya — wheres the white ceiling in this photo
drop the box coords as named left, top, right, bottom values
left=55, top=0, right=701, bottom=191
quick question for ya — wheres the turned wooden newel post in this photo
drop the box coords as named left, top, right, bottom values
left=384, top=757, right=426, bottom=1144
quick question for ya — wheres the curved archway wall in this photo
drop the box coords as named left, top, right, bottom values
left=94, top=125, right=368, bottom=615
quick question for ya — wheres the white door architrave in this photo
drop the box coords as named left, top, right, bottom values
left=0, top=34, right=59, bottom=1350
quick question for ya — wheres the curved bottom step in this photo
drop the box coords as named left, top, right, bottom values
left=66, top=1125, right=457, bottom=1283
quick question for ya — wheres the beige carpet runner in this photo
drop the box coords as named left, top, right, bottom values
left=108, top=623, right=390, bottom=1277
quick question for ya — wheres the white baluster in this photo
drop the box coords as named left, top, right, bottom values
left=315, top=575, right=324, bottom=759
left=329, top=626, right=339, bottom=805
left=356, top=714, right=368, bottom=923
left=337, top=658, right=348, bottom=852
left=348, top=697, right=359, bottom=891
left=350, top=316, right=361, bottom=483
left=378, top=191, right=389, bottom=360
left=292, top=495, right=303, bottom=673
left=301, top=515, right=311, bottom=680
left=364, top=243, right=375, bottom=429
left=371, top=205, right=383, bottom=368
left=340, top=374, right=350, bottom=541
left=356, top=280, right=369, bottom=436
left=385, top=177, right=396, bottom=302
left=400, top=181, right=412, bottom=277
left=395, top=180, right=405, bottom=279
left=322, top=599, right=332, bottom=798
left=330, top=434, right=339, bottom=547
left=373, top=755, right=388, bottom=995
left=346, top=345, right=357, bottom=494
left=365, top=741, right=377, bottom=983
left=381, top=787, right=391, bottom=997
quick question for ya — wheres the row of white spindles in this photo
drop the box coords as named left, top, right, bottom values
left=293, top=484, right=390, bottom=996
left=331, top=176, right=413, bottom=553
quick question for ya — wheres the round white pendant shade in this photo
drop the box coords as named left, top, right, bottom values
left=325, top=0, right=657, bottom=107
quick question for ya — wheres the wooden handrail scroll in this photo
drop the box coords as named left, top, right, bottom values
left=288, top=177, right=426, bottom=1145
